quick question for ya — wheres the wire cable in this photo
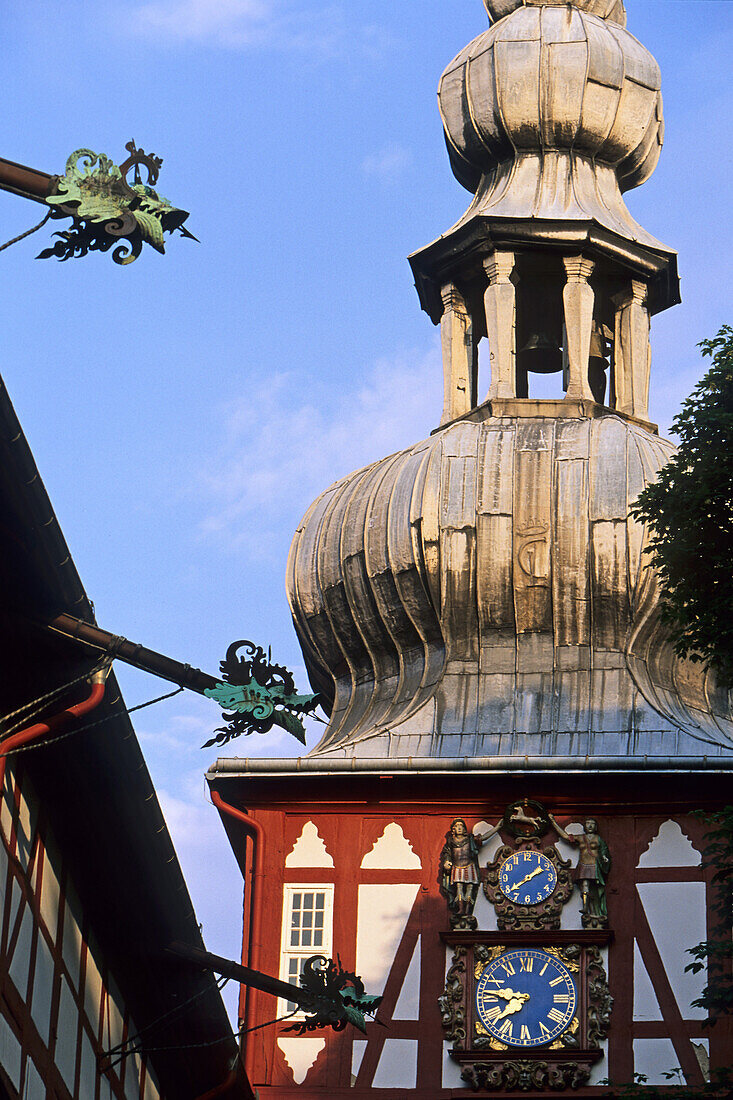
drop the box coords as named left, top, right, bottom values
left=0, top=685, right=184, bottom=758
left=0, top=655, right=110, bottom=739
left=104, top=976, right=231, bottom=1066
left=0, top=210, right=52, bottom=255
left=110, top=1007, right=300, bottom=1066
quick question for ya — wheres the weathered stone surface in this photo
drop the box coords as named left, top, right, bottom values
left=287, top=406, right=733, bottom=759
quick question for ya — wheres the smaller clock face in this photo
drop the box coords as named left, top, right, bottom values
left=499, top=850, right=557, bottom=905
left=475, top=949, right=577, bottom=1048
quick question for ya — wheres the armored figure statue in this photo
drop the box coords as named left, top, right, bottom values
left=550, top=816, right=611, bottom=928
left=440, top=818, right=499, bottom=929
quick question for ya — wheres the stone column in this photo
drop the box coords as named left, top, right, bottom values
left=562, top=256, right=595, bottom=402
left=614, top=279, right=650, bottom=421
left=483, top=252, right=516, bottom=400
left=439, top=283, right=475, bottom=425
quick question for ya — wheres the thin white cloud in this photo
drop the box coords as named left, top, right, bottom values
left=197, top=343, right=443, bottom=554
left=130, top=0, right=272, bottom=41
left=125, top=0, right=392, bottom=55
left=362, top=144, right=412, bottom=184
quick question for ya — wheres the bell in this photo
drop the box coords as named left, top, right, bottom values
left=588, top=323, right=608, bottom=404
left=517, top=330, right=562, bottom=375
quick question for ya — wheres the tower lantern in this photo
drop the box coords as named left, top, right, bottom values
left=208, top=2, right=733, bottom=1094
left=410, top=0, right=678, bottom=424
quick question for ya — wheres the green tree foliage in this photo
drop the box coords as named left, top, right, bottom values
left=631, top=326, right=733, bottom=686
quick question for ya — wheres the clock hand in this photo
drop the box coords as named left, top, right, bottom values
left=510, top=866, right=543, bottom=891
left=492, top=990, right=531, bottom=1020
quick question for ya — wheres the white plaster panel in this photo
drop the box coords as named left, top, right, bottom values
left=285, top=822, right=334, bottom=868
left=31, top=933, right=55, bottom=1047
left=355, top=884, right=419, bottom=995
left=16, top=785, right=37, bottom=873
left=633, top=941, right=662, bottom=1020
left=55, top=978, right=79, bottom=1090
left=373, top=1038, right=418, bottom=1089
left=638, top=820, right=700, bottom=867
left=393, top=937, right=420, bottom=1020
left=79, top=1031, right=98, bottom=1100
left=62, top=885, right=84, bottom=991
left=8, top=903, right=33, bottom=999
left=637, top=882, right=706, bottom=1018
left=104, top=978, right=125, bottom=1051
left=40, top=842, right=62, bottom=940
left=692, top=1038, right=710, bottom=1082
left=475, top=823, right=503, bottom=866
left=277, top=1038, right=325, bottom=1085
left=0, top=841, right=7, bottom=919
left=443, top=1041, right=465, bottom=1088
left=0, top=1012, right=21, bottom=1090
left=143, top=1064, right=162, bottom=1100
left=23, top=1059, right=45, bottom=1099
left=124, top=1052, right=143, bottom=1100
left=633, top=1038, right=680, bottom=1084
left=361, top=824, right=421, bottom=869
left=351, top=1039, right=367, bottom=1084
left=84, top=940, right=104, bottom=1034
left=0, top=768, right=13, bottom=844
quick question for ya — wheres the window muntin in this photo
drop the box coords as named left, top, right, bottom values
left=279, top=885, right=334, bottom=1016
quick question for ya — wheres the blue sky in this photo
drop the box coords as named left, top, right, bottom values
left=2, top=0, right=731, bottom=1018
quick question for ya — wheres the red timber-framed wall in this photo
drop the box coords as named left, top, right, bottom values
left=211, top=768, right=733, bottom=1098
left=0, top=760, right=162, bottom=1100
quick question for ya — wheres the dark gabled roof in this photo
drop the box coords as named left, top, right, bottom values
left=0, top=374, right=250, bottom=1099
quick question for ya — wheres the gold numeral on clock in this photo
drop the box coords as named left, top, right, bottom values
left=499, top=958, right=516, bottom=976
left=520, top=1025, right=531, bottom=1041
left=554, top=994, right=571, bottom=1004
left=547, top=1008, right=566, bottom=1025
left=497, top=1020, right=513, bottom=1040
left=549, top=976, right=564, bottom=987
left=485, top=1006, right=502, bottom=1023
left=519, top=956, right=533, bottom=972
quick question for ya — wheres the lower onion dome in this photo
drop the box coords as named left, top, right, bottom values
left=287, top=411, right=732, bottom=759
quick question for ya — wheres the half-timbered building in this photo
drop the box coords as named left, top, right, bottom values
left=0, top=374, right=250, bottom=1098
left=208, top=0, right=733, bottom=1094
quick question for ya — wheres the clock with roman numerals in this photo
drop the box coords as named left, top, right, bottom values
left=439, top=934, right=613, bottom=1092
left=475, top=949, right=576, bottom=1048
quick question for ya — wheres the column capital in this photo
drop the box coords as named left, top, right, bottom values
left=483, top=251, right=515, bottom=285
left=441, top=281, right=468, bottom=314
left=614, top=279, right=648, bottom=310
left=563, top=255, right=595, bottom=282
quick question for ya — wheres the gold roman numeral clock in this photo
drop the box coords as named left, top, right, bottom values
left=439, top=802, right=613, bottom=1093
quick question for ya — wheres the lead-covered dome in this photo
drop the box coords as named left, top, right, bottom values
left=483, top=0, right=627, bottom=29
left=440, top=5, right=662, bottom=197
left=287, top=411, right=733, bottom=759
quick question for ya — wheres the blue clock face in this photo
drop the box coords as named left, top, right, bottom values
left=475, top=949, right=577, bottom=1048
left=499, top=850, right=557, bottom=905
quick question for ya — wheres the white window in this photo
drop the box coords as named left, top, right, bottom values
left=279, top=885, right=334, bottom=1016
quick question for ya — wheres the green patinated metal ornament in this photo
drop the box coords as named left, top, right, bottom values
left=202, top=640, right=321, bottom=748
left=38, top=141, right=196, bottom=265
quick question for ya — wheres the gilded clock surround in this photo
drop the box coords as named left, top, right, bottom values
left=440, top=935, right=612, bottom=1092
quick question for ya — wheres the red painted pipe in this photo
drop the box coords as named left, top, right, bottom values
left=0, top=671, right=107, bottom=787
left=210, top=790, right=265, bottom=1081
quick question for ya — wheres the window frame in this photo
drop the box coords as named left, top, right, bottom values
left=278, top=883, right=334, bottom=1018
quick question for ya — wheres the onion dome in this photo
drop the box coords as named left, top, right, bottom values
left=438, top=4, right=664, bottom=245
left=483, top=0, right=627, bottom=29
left=288, top=410, right=733, bottom=759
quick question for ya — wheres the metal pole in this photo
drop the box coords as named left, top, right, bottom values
left=45, top=612, right=218, bottom=696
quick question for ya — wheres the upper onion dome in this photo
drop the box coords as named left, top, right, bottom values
left=483, top=0, right=627, bottom=28
left=287, top=411, right=732, bottom=760
left=440, top=4, right=662, bottom=197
